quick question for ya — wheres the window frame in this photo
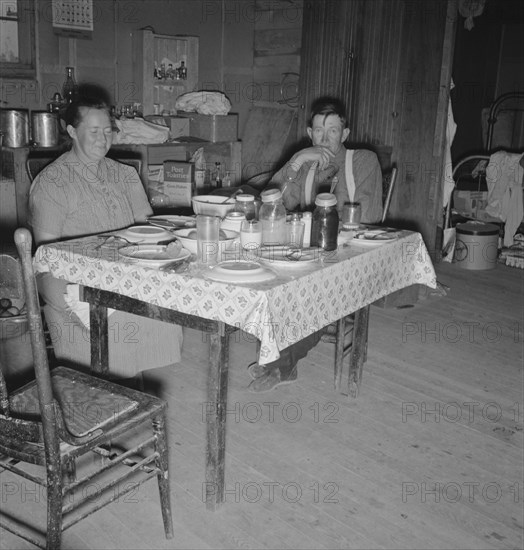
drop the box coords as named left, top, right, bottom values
left=0, top=0, right=36, bottom=79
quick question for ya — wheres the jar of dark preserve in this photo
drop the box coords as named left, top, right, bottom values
left=311, top=193, right=339, bottom=251
left=234, top=194, right=257, bottom=220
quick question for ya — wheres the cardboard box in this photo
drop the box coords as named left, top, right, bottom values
left=148, top=181, right=193, bottom=208
left=162, top=116, right=190, bottom=140
left=179, top=112, right=238, bottom=142
left=453, top=190, right=500, bottom=223
left=163, top=160, right=194, bottom=183
left=147, top=161, right=194, bottom=208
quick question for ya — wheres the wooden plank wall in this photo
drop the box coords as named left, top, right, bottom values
left=297, top=0, right=362, bottom=137
left=297, top=0, right=455, bottom=256
left=352, top=1, right=404, bottom=149
left=253, top=0, right=303, bottom=105
left=298, top=0, right=405, bottom=154
left=391, top=0, right=453, bottom=255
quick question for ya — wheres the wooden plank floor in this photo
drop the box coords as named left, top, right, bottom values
left=1, top=262, right=522, bottom=549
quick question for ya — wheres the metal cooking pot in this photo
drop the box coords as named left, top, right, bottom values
left=31, top=111, right=59, bottom=147
left=0, top=109, right=30, bottom=148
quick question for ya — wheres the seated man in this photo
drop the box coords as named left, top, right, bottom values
left=248, top=97, right=383, bottom=392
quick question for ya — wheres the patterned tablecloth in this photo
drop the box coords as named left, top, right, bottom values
left=34, top=231, right=437, bottom=364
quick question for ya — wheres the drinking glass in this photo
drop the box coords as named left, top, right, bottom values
left=342, top=202, right=362, bottom=229
left=196, top=215, right=220, bottom=265
left=240, top=220, right=262, bottom=250
left=286, top=219, right=305, bottom=247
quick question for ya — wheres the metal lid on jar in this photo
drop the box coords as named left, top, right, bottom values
left=235, top=194, right=255, bottom=202
left=315, top=193, right=337, bottom=207
left=224, top=211, right=245, bottom=220
left=260, top=188, right=282, bottom=203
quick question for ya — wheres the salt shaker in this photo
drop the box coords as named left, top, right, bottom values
left=301, top=212, right=312, bottom=248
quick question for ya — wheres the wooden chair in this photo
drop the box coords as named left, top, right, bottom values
left=27, top=156, right=143, bottom=184
left=26, top=157, right=57, bottom=183
left=0, top=228, right=173, bottom=549
left=112, top=157, right=143, bottom=181
left=322, top=164, right=398, bottom=392
left=381, top=165, right=397, bottom=224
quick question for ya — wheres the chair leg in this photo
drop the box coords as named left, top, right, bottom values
left=63, top=456, right=76, bottom=484
left=152, top=413, right=174, bottom=539
left=46, top=467, right=63, bottom=550
left=347, top=306, right=370, bottom=398
left=333, top=318, right=345, bottom=391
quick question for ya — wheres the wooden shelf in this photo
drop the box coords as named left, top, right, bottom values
left=132, top=30, right=199, bottom=116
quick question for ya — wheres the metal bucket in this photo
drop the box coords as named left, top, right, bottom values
left=0, top=109, right=30, bottom=148
left=31, top=111, right=59, bottom=147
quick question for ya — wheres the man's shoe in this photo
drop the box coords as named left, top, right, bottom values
left=247, top=366, right=297, bottom=393
left=247, top=361, right=267, bottom=380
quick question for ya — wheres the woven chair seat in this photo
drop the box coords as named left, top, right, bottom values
left=10, top=368, right=139, bottom=438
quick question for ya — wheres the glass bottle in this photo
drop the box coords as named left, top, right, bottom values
left=286, top=212, right=305, bottom=247
left=311, top=193, right=339, bottom=251
left=214, top=162, right=222, bottom=188
left=235, top=194, right=257, bottom=220
left=48, top=92, right=63, bottom=113
left=62, top=67, right=78, bottom=104
left=259, top=188, right=287, bottom=245
left=179, top=61, right=187, bottom=80
left=222, top=171, right=232, bottom=188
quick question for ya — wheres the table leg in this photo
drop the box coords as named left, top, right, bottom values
left=89, top=303, right=109, bottom=375
left=204, top=322, right=230, bottom=511
left=347, top=305, right=370, bottom=398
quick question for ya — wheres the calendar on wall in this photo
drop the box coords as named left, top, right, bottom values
left=52, top=0, right=93, bottom=39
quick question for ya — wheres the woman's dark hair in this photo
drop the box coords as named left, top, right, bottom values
left=309, top=97, right=348, bottom=128
left=64, top=83, right=112, bottom=127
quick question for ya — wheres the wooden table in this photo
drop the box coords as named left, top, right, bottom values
left=34, top=230, right=437, bottom=510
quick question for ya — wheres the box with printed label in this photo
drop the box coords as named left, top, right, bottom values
left=146, top=161, right=194, bottom=208
left=163, top=161, right=194, bottom=183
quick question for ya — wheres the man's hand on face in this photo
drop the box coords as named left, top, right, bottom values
left=292, top=145, right=335, bottom=171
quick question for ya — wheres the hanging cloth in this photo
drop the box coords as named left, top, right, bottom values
left=458, top=0, right=486, bottom=30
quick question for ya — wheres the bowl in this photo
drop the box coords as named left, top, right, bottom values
left=172, top=228, right=239, bottom=259
left=192, top=195, right=236, bottom=217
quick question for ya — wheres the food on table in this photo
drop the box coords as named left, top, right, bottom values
left=185, top=229, right=228, bottom=240
left=166, top=240, right=183, bottom=258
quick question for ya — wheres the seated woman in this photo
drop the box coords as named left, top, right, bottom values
left=29, top=93, right=183, bottom=384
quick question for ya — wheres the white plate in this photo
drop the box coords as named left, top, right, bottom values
left=118, top=244, right=191, bottom=266
left=351, top=230, right=400, bottom=246
left=120, top=225, right=173, bottom=243
left=204, top=261, right=276, bottom=283
left=148, top=215, right=196, bottom=229
left=258, top=247, right=321, bottom=268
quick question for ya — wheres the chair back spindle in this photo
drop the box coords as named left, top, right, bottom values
left=14, top=228, right=60, bottom=450
left=382, top=165, right=397, bottom=224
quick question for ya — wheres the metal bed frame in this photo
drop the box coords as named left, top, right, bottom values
left=445, top=91, right=524, bottom=229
